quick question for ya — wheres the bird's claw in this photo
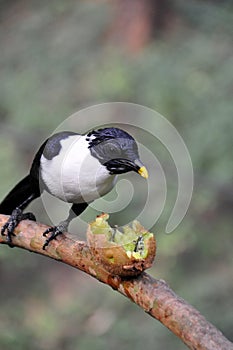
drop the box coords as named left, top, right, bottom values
left=1, top=208, right=36, bottom=247
left=42, top=221, right=68, bottom=250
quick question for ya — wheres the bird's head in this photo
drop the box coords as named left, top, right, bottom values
left=86, top=127, right=148, bottom=179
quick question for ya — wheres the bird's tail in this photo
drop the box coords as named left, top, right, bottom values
left=0, top=175, right=34, bottom=214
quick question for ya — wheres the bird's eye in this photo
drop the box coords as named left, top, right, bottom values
left=103, top=142, right=121, bottom=156
left=109, top=145, right=118, bottom=153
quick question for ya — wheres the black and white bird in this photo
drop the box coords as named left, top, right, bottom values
left=0, top=127, right=148, bottom=249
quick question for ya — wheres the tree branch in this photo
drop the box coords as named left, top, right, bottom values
left=0, top=214, right=232, bottom=350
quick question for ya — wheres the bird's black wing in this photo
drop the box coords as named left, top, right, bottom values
left=0, top=131, right=83, bottom=247
left=0, top=131, right=78, bottom=214
left=0, top=139, right=48, bottom=215
left=0, top=175, right=36, bottom=215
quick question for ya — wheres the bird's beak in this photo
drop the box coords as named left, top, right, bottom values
left=103, top=158, right=148, bottom=178
left=134, top=159, right=149, bottom=179
left=138, top=166, right=149, bottom=179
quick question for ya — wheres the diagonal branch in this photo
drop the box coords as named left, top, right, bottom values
left=0, top=214, right=232, bottom=350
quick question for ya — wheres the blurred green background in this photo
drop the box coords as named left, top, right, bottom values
left=0, top=1, right=232, bottom=349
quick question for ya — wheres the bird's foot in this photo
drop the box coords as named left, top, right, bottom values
left=42, top=221, right=68, bottom=250
left=1, top=208, right=36, bottom=247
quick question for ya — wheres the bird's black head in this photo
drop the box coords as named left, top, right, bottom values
left=86, top=127, right=148, bottom=178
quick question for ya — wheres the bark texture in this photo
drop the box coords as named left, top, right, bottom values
left=0, top=214, right=232, bottom=350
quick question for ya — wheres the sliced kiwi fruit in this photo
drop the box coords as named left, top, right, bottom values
left=87, top=213, right=156, bottom=277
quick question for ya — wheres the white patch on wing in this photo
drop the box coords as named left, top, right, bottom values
left=40, top=135, right=116, bottom=203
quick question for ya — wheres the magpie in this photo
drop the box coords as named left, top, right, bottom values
left=0, top=127, right=148, bottom=249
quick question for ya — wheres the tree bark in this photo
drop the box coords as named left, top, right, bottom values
left=0, top=214, right=232, bottom=350
left=106, top=0, right=171, bottom=53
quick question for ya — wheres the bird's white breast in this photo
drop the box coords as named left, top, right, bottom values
left=40, top=135, right=116, bottom=203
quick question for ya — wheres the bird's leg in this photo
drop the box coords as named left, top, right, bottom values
left=42, top=202, right=88, bottom=250
left=42, top=220, right=69, bottom=250
left=1, top=194, right=36, bottom=247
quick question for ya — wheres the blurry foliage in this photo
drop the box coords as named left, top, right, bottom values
left=0, top=1, right=232, bottom=349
